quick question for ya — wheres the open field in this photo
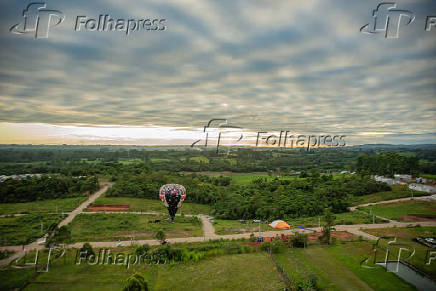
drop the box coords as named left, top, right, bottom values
left=213, top=212, right=387, bottom=235
left=214, top=219, right=273, bottom=235
left=2, top=249, right=284, bottom=290
left=0, top=214, right=65, bottom=246
left=359, top=200, right=436, bottom=221
left=363, top=226, right=436, bottom=278
left=0, top=197, right=88, bottom=215
left=90, top=197, right=211, bottom=214
left=154, top=252, right=284, bottom=290
left=350, top=185, right=428, bottom=206
left=70, top=213, right=203, bottom=242
left=275, top=242, right=415, bottom=290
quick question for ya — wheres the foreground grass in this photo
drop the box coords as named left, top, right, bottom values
left=351, top=185, right=428, bottom=206
left=154, top=253, right=285, bottom=290
left=71, top=213, right=203, bottom=242
left=0, top=197, right=88, bottom=215
left=363, top=226, right=436, bottom=278
left=359, top=200, right=436, bottom=221
left=3, top=249, right=284, bottom=290
left=275, top=242, right=415, bottom=290
left=0, top=214, right=65, bottom=246
left=90, top=197, right=211, bottom=215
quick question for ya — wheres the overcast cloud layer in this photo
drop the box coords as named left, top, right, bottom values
left=0, top=0, right=435, bottom=145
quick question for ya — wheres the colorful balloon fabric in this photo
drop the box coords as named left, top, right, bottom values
left=159, top=184, right=186, bottom=221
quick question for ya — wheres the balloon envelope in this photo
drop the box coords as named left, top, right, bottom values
left=159, top=184, right=186, bottom=220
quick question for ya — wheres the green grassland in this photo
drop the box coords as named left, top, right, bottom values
left=214, top=212, right=387, bottom=235
left=213, top=219, right=273, bottom=235
left=2, top=249, right=284, bottom=290
left=363, top=226, right=436, bottom=278
left=70, top=213, right=203, bottom=242
left=0, top=197, right=88, bottom=215
left=0, top=214, right=65, bottom=246
left=90, top=197, right=211, bottom=215
left=350, top=185, right=428, bottom=206
left=275, top=242, right=415, bottom=291
left=359, top=200, right=436, bottom=221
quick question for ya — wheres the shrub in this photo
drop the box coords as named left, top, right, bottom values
left=291, top=233, right=308, bottom=248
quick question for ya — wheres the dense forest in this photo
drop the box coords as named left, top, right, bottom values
left=0, top=144, right=434, bottom=219
left=356, top=153, right=420, bottom=176
left=0, top=144, right=435, bottom=175
left=0, top=175, right=99, bottom=203
left=106, top=171, right=390, bottom=219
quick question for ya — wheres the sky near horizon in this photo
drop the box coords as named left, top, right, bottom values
left=0, top=0, right=435, bottom=146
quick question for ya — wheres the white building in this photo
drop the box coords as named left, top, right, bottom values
left=374, top=175, right=397, bottom=185
left=408, top=183, right=436, bottom=194
left=394, top=174, right=412, bottom=182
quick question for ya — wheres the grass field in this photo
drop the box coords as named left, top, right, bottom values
left=70, top=213, right=203, bottom=242
left=359, top=200, right=436, bottom=221
left=0, top=214, right=65, bottom=246
left=275, top=242, right=415, bottom=290
left=350, top=185, right=428, bottom=206
left=363, top=226, right=436, bottom=278
left=154, top=253, right=284, bottom=290
left=3, top=250, right=284, bottom=290
left=213, top=219, right=273, bottom=235
left=214, top=212, right=387, bottom=235
left=0, top=197, right=88, bottom=215
left=90, top=197, right=211, bottom=214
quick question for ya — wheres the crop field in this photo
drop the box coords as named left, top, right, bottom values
left=70, top=213, right=203, bottom=242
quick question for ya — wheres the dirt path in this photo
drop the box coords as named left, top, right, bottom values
left=58, top=182, right=112, bottom=228
left=349, top=194, right=436, bottom=211
left=0, top=183, right=112, bottom=267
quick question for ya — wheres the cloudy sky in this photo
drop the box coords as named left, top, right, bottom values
left=0, top=0, right=435, bottom=145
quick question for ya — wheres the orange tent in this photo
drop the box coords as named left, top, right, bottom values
left=269, top=220, right=290, bottom=229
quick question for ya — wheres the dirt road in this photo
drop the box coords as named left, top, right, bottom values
left=0, top=183, right=112, bottom=267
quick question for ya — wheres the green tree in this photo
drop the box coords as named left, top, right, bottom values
left=122, top=273, right=148, bottom=291
left=155, top=229, right=166, bottom=245
left=320, top=208, right=335, bottom=245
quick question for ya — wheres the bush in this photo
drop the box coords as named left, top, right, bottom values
left=79, top=242, right=95, bottom=257
left=291, top=233, right=308, bottom=248
left=270, top=239, right=285, bottom=253
left=135, top=244, right=150, bottom=256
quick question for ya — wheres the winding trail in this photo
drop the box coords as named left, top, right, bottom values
left=0, top=182, right=111, bottom=267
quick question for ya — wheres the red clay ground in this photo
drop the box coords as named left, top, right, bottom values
left=398, top=215, right=436, bottom=222
left=86, top=204, right=130, bottom=211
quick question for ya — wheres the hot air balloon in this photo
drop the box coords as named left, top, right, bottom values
left=159, top=184, right=186, bottom=222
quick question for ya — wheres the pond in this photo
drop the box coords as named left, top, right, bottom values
left=376, top=261, right=436, bottom=291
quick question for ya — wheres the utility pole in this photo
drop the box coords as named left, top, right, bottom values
left=40, top=221, right=43, bottom=233
left=318, top=216, right=321, bottom=228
